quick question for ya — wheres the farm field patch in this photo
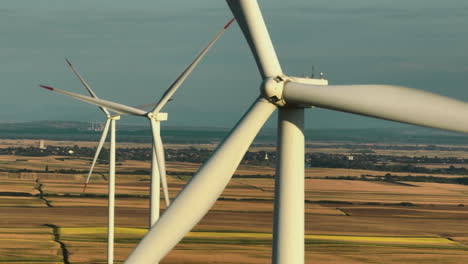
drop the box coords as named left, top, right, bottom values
left=2, top=141, right=468, bottom=263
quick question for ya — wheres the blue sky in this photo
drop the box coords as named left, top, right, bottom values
left=2, top=0, right=468, bottom=129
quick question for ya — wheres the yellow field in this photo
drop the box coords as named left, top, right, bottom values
left=60, top=227, right=457, bottom=245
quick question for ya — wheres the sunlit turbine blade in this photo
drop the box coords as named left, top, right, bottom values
left=227, top=0, right=282, bottom=79
left=83, top=119, right=111, bottom=192
left=151, top=18, right=235, bottom=114
left=155, top=139, right=170, bottom=207
left=65, top=58, right=111, bottom=116
left=150, top=119, right=170, bottom=206
left=134, top=102, right=157, bottom=110
left=284, top=82, right=468, bottom=133
left=125, top=97, right=276, bottom=263
left=156, top=133, right=170, bottom=207
left=39, top=85, right=147, bottom=116
left=135, top=99, right=174, bottom=111
left=149, top=144, right=160, bottom=227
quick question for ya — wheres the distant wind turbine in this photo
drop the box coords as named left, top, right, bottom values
left=66, top=58, right=122, bottom=264
left=41, top=79, right=120, bottom=264
left=40, top=16, right=235, bottom=242
left=63, top=57, right=169, bottom=213
left=64, top=58, right=116, bottom=194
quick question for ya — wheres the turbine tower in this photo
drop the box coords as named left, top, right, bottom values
left=113, top=0, right=468, bottom=263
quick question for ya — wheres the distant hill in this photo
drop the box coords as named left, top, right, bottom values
left=0, top=121, right=467, bottom=145
left=304, top=127, right=468, bottom=145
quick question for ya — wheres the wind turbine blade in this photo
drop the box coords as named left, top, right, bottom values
left=125, top=98, right=276, bottom=263
left=150, top=119, right=170, bottom=207
left=83, top=119, right=110, bottom=192
left=226, top=0, right=282, bottom=79
left=65, top=58, right=111, bottom=116
left=284, top=82, right=468, bottom=133
left=156, top=133, right=170, bottom=207
left=151, top=18, right=235, bottom=114
left=134, top=102, right=157, bottom=110
left=135, top=99, right=174, bottom=111
left=39, top=85, right=147, bottom=116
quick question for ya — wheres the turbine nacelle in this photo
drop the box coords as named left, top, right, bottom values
left=147, top=112, right=168, bottom=121
left=288, top=76, right=328, bottom=86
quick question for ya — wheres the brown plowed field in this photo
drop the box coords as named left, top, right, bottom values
left=1, top=148, right=468, bottom=263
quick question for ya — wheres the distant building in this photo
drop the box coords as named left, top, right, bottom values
left=88, top=121, right=104, bottom=132
left=39, top=140, right=46, bottom=150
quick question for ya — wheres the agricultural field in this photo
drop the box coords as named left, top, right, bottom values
left=1, top=142, right=468, bottom=263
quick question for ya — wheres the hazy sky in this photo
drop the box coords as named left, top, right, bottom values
left=2, top=0, right=468, bottom=129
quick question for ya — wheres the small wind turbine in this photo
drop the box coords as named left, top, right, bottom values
left=40, top=18, right=235, bottom=262
left=64, top=56, right=177, bottom=263
left=115, top=1, right=468, bottom=263
left=63, top=58, right=170, bottom=224
left=64, top=58, right=117, bottom=195
left=41, top=81, right=120, bottom=264
left=66, top=58, right=122, bottom=264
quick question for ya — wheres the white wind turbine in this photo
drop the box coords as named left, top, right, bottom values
left=64, top=58, right=119, bottom=195
left=40, top=17, right=235, bottom=261
left=114, top=0, right=468, bottom=263
left=40, top=84, right=120, bottom=264
left=61, top=57, right=172, bottom=263
left=66, top=58, right=121, bottom=264
left=43, top=58, right=166, bottom=264
left=63, top=58, right=171, bottom=220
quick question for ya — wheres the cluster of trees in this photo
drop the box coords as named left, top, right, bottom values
left=0, top=146, right=277, bottom=166
left=0, top=145, right=98, bottom=158
left=309, top=143, right=468, bottom=152
left=3, top=145, right=468, bottom=175
left=306, top=153, right=468, bottom=175
left=325, top=173, right=468, bottom=186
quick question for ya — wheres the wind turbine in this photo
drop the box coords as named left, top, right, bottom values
left=64, top=58, right=175, bottom=263
left=39, top=82, right=120, bottom=264
left=114, top=0, right=468, bottom=263
left=63, top=58, right=170, bottom=226
left=40, top=17, right=235, bottom=260
left=64, top=58, right=121, bottom=264
left=64, top=58, right=115, bottom=195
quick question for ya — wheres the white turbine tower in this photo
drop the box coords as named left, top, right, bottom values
left=40, top=17, right=235, bottom=261
left=108, top=0, right=468, bottom=263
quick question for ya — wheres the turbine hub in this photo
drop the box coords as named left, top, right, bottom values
left=261, top=76, right=286, bottom=106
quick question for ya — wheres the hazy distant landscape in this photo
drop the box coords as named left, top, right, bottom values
left=2, top=121, right=468, bottom=144
left=1, top=133, right=468, bottom=262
